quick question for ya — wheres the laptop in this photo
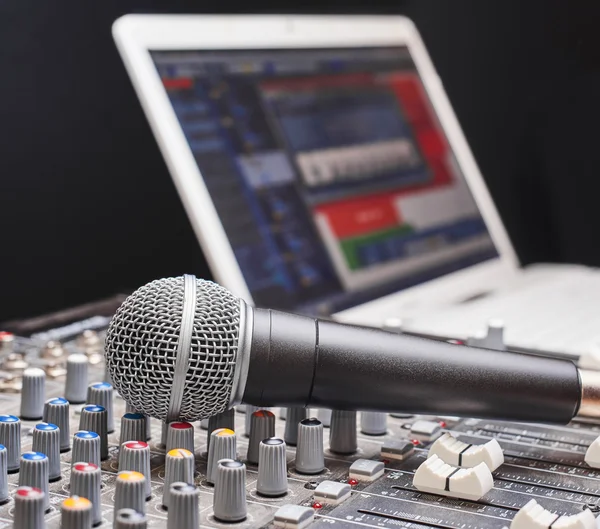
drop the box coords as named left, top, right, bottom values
left=112, top=14, right=600, bottom=365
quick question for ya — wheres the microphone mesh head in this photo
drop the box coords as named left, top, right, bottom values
left=104, top=276, right=240, bottom=421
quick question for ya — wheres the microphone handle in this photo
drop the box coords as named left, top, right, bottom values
left=242, top=309, right=581, bottom=423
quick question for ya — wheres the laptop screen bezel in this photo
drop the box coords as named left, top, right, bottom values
left=112, top=14, right=519, bottom=315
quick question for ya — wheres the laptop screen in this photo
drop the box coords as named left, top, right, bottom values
left=150, top=47, right=499, bottom=315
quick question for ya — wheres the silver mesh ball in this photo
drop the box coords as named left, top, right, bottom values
left=104, top=277, right=240, bottom=421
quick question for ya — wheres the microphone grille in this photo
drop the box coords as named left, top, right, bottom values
left=104, top=276, right=240, bottom=421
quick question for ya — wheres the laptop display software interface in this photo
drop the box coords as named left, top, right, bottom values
left=151, top=47, right=498, bottom=315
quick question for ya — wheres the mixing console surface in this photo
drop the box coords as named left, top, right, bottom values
left=1, top=306, right=600, bottom=528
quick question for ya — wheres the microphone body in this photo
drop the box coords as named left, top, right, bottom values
left=243, top=308, right=581, bottom=423
left=104, top=276, right=600, bottom=424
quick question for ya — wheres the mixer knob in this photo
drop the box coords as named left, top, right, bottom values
left=87, top=382, right=115, bottom=433
left=244, top=406, right=259, bottom=436
left=199, top=419, right=209, bottom=430
left=207, top=409, right=235, bottom=451
left=279, top=408, right=287, bottom=420
left=329, top=410, right=357, bottom=454
left=0, top=414, right=21, bottom=472
left=41, top=340, right=66, bottom=360
left=166, top=483, right=199, bottom=529
left=206, top=428, right=236, bottom=485
left=14, top=486, right=46, bottom=529
left=247, top=409, right=275, bottom=464
left=295, top=418, right=324, bottom=475
left=0, top=331, right=15, bottom=353
left=429, top=432, right=504, bottom=471
left=20, top=367, right=46, bottom=420
left=163, top=449, right=195, bottom=509
left=510, top=499, right=596, bottom=529
left=360, top=412, right=387, bottom=436
left=61, top=496, right=92, bottom=529
left=72, top=431, right=101, bottom=468
left=65, top=354, right=89, bottom=404
left=18, top=452, right=49, bottom=510
left=283, top=407, right=308, bottom=446
left=120, top=413, right=147, bottom=444
left=43, top=397, right=70, bottom=452
left=114, top=508, right=147, bottom=529
left=118, top=441, right=151, bottom=499
left=160, top=421, right=168, bottom=448
left=317, top=409, right=332, bottom=427
left=32, top=422, right=61, bottom=481
left=213, top=459, right=247, bottom=522
left=0, top=445, right=7, bottom=504
left=71, top=462, right=102, bottom=525
left=77, top=329, right=101, bottom=350
left=413, top=454, right=493, bottom=501
left=79, top=405, right=108, bottom=460
left=125, top=403, right=151, bottom=441
left=257, top=437, right=288, bottom=497
left=114, top=470, right=146, bottom=515
left=166, top=421, right=195, bottom=454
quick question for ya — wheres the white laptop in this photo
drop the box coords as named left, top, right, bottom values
left=112, top=14, right=600, bottom=364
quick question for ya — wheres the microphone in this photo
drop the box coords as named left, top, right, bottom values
left=104, top=275, right=600, bottom=424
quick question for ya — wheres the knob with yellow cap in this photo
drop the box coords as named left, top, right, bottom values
left=61, top=496, right=92, bottom=529
left=207, top=428, right=236, bottom=485
left=162, top=448, right=194, bottom=509
left=114, top=470, right=146, bottom=515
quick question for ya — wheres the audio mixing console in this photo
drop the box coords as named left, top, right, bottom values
left=2, top=299, right=600, bottom=528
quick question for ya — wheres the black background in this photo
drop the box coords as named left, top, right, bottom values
left=1, top=0, right=600, bottom=322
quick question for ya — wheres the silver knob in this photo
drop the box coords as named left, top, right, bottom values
left=163, top=449, right=195, bottom=509
left=283, top=407, right=308, bottom=446
left=125, top=403, right=151, bottom=441
left=0, top=445, right=7, bottom=504
left=0, top=414, right=20, bottom=472
left=329, top=410, right=357, bottom=455
left=244, top=406, right=259, bottom=436
left=207, top=409, right=235, bottom=451
left=360, top=412, right=387, bottom=436
left=114, top=470, right=146, bottom=515
left=206, top=428, right=236, bottom=485
left=114, top=508, right=147, bottom=528
left=61, top=495, right=92, bottom=529
left=166, top=421, right=195, bottom=455
left=120, top=413, right=147, bottom=444
left=18, top=452, right=49, bottom=511
left=43, top=397, right=70, bottom=452
left=86, top=382, right=115, bottom=433
left=166, top=483, right=199, bottom=529
left=79, top=405, right=108, bottom=460
left=118, top=441, right=151, bottom=499
left=317, top=409, right=332, bottom=427
left=71, top=462, right=102, bottom=526
left=72, top=431, right=100, bottom=469
left=213, top=459, right=247, bottom=522
left=32, top=422, right=61, bottom=481
left=257, top=438, right=288, bottom=497
left=65, top=354, right=88, bottom=404
left=13, top=486, right=45, bottom=529
left=296, top=418, right=325, bottom=475
left=247, top=409, right=275, bottom=464
left=199, top=418, right=209, bottom=430
left=20, top=367, right=46, bottom=420
left=160, top=421, right=168, bottom=449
